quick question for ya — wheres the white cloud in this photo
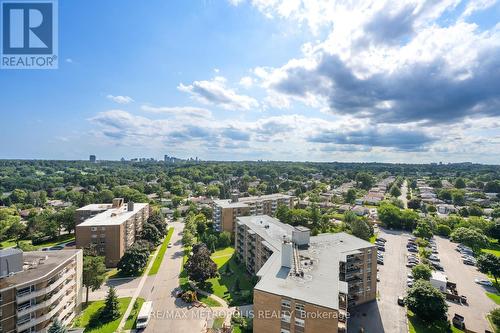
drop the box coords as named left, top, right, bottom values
left=239, top=76, right=254, bottom=88
left=106, top=95, right=134, bottom=104
left=461, top=0, right=497, bottom=19
left=141, top=105, right=212, bottom=119
left=178, top=76, right=259, bottom=110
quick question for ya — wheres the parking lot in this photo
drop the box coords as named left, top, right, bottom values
left=348, top=227, right=408, bottom=333
left=435, top=236, right=497, bottom=333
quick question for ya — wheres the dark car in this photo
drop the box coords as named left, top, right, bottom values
left=49, top=245, right=64, bottom=251
left=377, top=246, right=385, bottom=252
left=408, top=248, right=418, bottom=253
left=376, top=237, right=387, bottom=242
left=397, top=296, right=405, bottom=306
left=377, top=259, right=384, bottom=265
left=431, top=262, right=444, bottom=271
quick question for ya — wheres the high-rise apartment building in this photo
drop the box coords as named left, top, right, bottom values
left=0, top=249, right=83, bottom=333
left=213, top=193, right=294, bottom=233
left=75, top=199, right=150, bottom=267
left=234, top=215, right=377, bottom=333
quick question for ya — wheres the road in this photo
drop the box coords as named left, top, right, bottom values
left=348, top=228, right=408, bottom=333
left=435, top=236, right=496, bottom=333
left=143, top=221, right=207, bottom=333
left=398, top=179, right=408, bottom=209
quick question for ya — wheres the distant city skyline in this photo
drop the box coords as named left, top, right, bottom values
left=1, top=0, right=499, bottom=164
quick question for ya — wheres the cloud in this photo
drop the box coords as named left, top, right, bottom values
left=308, top=126, right=437, bottom=151
left=141, top=105, right=212, bottom=119
left=254, top=2, right=500, bottom=125
left=461, top=0, right=497, bottom=19
left=178, top=76, right=259, bottom=110
left=106, top=95, right=134, bottom=104
left=239, top=76, right=254, bottom=88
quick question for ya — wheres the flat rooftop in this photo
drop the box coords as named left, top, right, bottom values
left=214, top=193, right=292, bottom=209
left=240, top=215, right=374, bottom=310
left=237, top=215, right=296, bottom=251
left=0, top=249, right=80, bottom=290
left=77, top=203, right=148, bottom=227
left=76, top=203, right=112, bottom=211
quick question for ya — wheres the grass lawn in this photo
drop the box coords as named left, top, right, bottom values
left=179, top=246, right=254, bottom=306
left=149, top=228, right=174, bottom=276
left=407, top=311, right=463, bottom=333
left=124, top=297, right=145, bottom=330
left=482, top=248, right=500, bottom=257
left=0, top=234, right=75, bottom=250
left=487, top=292, right=500, bottom=305
left=200, top=247, right=254, bottom=306
left=72, top=297, right=132, bottom=333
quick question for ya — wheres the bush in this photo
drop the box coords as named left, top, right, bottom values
left=436, top=224, right=452, bottom=237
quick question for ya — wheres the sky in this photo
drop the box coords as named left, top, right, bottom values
left=1, top=0, right=500, bottom=164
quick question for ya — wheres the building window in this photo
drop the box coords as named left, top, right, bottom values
left=91, top=227, right=97, bottom=231
left=280, top=329, right=290, bottom=333
left=295, top=318, right=305, bottom=327
left=281, top=299, right=291, bottom=308
left=366, top=286, right=371, bottom=292
left=295, top=303, right=305, bottom=317
left=281, top=312, right=291, bottom=323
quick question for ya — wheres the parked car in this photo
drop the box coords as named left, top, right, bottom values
left=377, top=259, right=384, bottom=265
left=407, top=280, right=414, bottom=287
left=452, top=314, right=465, bottom=330
left=431, top=262, right=444, bottom=271
left=167, top=243, right=173, bottom=248
left=408, top=248, right=418, bottom=253
left=376, top=237, right=387, bottom=242
left=429, top=255, right=440, bottom=262
left=397, top=296, right=405, bottom=306
left=406, top=262, right=416, bottom=268
left=463, top=259, right=476, bottom=266
left=475, top=279, right=493, bottom=286
left=377, top=246, right=385, bottom=252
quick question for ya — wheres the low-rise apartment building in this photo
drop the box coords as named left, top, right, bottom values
left=213, top=193, right=293, bottom=233
left=76, top=200, right=149, bottom=267
left=0, top=248, right=83, bottom=333
left=235, top=215, right=376, bottom=333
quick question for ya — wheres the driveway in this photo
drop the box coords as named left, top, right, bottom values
left=143, top=221, right=208, bottom=333
left=348, top=228, right=408, bottom=333
left=435, top=236, right=496, bottom=333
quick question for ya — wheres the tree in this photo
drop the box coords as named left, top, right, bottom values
left=412, top=264, right=432, bottom=281
left=185, top=243, right=218, bottom=283
left=217, top=231, right=231, bottom=248
left=140, top=222, right=162, bottom=246
left=56, top=207, right=76, bottom=234
left=452, top=191, right=465, bottom=206
left=405, top=280, right=448, bottom=322
left=436, top=224, right=452, bottom=237
left=117, top=243, right=150, bottom=276
left=101, top=286, right=120, bottom=321
left=468, top=204, right=483, bottom=217
left=477, top=253, right=500, bottom=284
left=344, top=189, right=356, bottom=204
left=182, top=230, right=195, bottom=248
left=148, top=213, right=167, bottom=234
left=355, top=172, right=374, bottom=190
left=378, top=202, right=401, bottom=228
left=389, top=185, right=402, bottom=198
left=450, top=227, right=489, bottom=250
left=344, top=211, right=358, bottom=224
left=350, top=219, right=372, bottom=241
left=413, top=220, right=433, bottom=239
left=48, top=319, right=67, bottom=333
left=82, top=255, right=107, bottom=304
left=407, top=198, right=421, bottom=210
left=454, top=178, right=466, bottom=189
left=490, top=308, right=500, bottom=328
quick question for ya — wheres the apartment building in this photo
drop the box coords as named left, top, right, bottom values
left=213, top=193, right=294, bottom=233
left=75, top=200, right=149, bottom=267
left=0, top=248, right=83, bottom=333
left=235, top=215, right=377, bottom=333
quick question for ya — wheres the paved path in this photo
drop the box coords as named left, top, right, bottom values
left=435, top=236, right=496, bottom=333
left=116, top=232, right=164, bottom=332
left=144, top=221, right=207, bottom=333
left=348, top=228, right=408, bottom=333
left=398, top=179, right=408, bottom=209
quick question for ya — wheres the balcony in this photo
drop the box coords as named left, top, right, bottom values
left=17, top=291, right=76, bottom=332
left=17, top=279, right=76, bottom=317
left=17, top=269, right=76, bottom=304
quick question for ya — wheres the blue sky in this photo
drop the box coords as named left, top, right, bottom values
left=1, top=0, right=499, bottom=163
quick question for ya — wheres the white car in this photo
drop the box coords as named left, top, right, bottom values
left=475, top=279, right=493, bottom=286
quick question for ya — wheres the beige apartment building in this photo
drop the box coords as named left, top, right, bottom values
left=0, top=248, right=83, bottom=333
left=213, top=193, right=294, bottom=233
left=234, top=215, right=377, bottom=333
left=75, top=199, right=150, bottom=267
